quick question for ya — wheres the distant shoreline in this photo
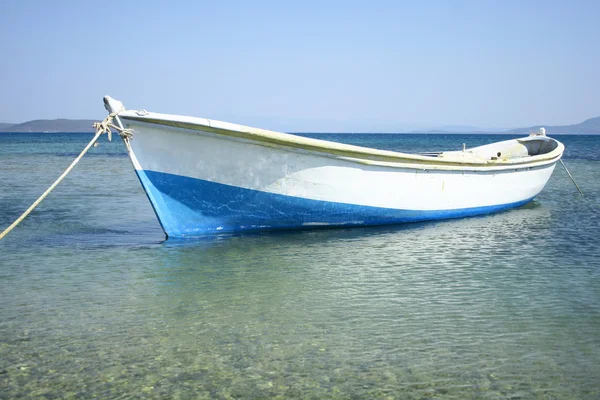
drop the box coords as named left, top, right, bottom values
left=0, top=115, right=598, bottom=134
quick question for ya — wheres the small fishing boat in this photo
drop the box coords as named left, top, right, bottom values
left=103, top=96, right=564, bottom=238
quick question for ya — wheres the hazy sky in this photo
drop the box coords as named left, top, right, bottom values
left=1, top=0, right=598, bottom=131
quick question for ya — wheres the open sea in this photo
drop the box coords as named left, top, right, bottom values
left=1, top=132, right=599, bottom=399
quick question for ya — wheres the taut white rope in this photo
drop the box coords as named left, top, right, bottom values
left=0, top=113, right=132, bottom=240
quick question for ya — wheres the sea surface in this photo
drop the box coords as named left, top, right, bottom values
left=0, top=132, right=599, bottom=399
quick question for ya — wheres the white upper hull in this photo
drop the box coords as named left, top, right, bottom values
left=126, top=121, right=556, bottom=211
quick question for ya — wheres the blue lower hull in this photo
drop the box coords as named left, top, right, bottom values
left=136, top=170, right=534, bottom=237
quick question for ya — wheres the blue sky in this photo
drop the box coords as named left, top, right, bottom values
left=1, top=0, right=598, bottom=131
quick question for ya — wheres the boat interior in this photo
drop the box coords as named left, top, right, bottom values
left=434, top=136, right=560, bottom=162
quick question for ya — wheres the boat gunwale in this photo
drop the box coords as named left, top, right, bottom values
left=118, top=111, right=564, bottom=170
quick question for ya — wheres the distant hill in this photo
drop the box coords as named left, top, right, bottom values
left=0, top=119, right=96, bottom=133
left=0, top=123, right=15, bottom=130
left=503, top=116, right=600, bottom=135
left=412, top=116, right=600, bottom=134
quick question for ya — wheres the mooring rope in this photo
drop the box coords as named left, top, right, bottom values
left=559, top=159, right=584, bottom=196
left=0, top=112, right=132, bottom=240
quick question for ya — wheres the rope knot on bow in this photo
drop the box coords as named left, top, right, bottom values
left=93, top=112, right=133, bottom=142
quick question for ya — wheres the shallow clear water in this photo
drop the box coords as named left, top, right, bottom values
left=1, top=133, right=599, bottom=399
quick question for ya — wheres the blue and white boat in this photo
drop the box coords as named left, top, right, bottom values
left=103, top=96, right=564, bottom=238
